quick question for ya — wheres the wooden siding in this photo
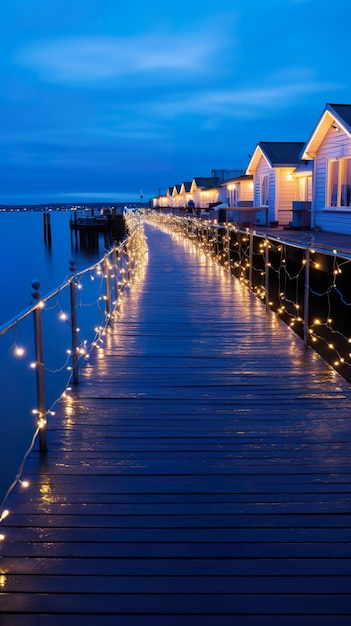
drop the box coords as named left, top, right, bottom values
left=240, top=179, right=254, bottom=203
left=315, top=126, right=351, bottom=233
left=254, top=156, right=275, bottom=224
left=1, top=224, right=351, bottom=624
left=220, top=181, right=253, bottom=207
left=275, top=168, right=295, bottom=225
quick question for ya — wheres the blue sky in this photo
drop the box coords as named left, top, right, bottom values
left=0, top=0, right=350, bottom=204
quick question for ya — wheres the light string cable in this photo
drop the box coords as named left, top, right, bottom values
left=0, top=222, right=147, bottom=531
left=145, top=211, right=351, bottom=374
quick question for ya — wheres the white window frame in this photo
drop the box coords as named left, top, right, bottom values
left=260, top=175, right=269, bottom=206
left=327, top=157, right=351, bottom=208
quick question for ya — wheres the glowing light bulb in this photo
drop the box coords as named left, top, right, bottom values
left=14, top=346, right=25, bottom=357
left=0, top=510, right=9, bottom=522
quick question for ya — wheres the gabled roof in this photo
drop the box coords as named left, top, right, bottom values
left=302, top=103, right=351, bottom=159
left=166, top=187, right=173, bottom=197
left=246, top=142, right=305, bottom=175
left=180, top=181, right=192, bottom=193
left=172, top=184, right=181, bottom=195
left=191, top=177, right=220, bottom=192
left=293, top=161, right=313, bottom=176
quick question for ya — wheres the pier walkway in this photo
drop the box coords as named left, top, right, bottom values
left=1, top=224, right=351, bottom=625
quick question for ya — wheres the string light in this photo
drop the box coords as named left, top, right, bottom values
left=0, top=216, right=148, bottom=535
left=14, top=346, right=25, bottom=357
left=144, top=211, right=351, bottom=377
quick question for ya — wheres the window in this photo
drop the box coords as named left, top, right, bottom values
left=260, top=175, right=269, bottom=206
left=226, top=184, right=239, bottom=207
left=296, top=176, right=312, bottom=201
left=327, top=157, right=351, bottom=207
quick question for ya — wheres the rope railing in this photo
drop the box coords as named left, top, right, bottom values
left=0, top=212, right=147, bottom=526
left=145, top=211, right=351, bottom=384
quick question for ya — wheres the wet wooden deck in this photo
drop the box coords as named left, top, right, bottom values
left=1, top=224, right=351, bottom=625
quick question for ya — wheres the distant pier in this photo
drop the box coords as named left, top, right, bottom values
left=70, top=209, right=126, bottom=247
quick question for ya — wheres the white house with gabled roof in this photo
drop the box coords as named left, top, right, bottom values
left=171, top=185, right=182, bottom=209
left=246, top=142, right=306, bottom=225
left=220, top=174, right=254, bottom=208
left=151, top=193, right=169, bottom=209
left=179, top=182, right=192, bottom=209
left=190, top=177, right=220, bottom=210
left=301, top=103, right=351, bottom=233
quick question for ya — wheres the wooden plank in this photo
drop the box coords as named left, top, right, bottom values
left=1, top=223, right=351, bottom=623
left=3, top=555, right=351, bottom=575
left=2, top=616, right=351, bottom=626
left=2, top=573, right=350, bottom=594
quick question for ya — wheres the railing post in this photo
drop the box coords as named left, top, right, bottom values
left=31, top=281, right=47, bottom=453
left=249, top=231, right=254, bottom=290
left=265, top=239, right=270, bottom=310
left=304, top=247, right=310, bottom=348
left=104, top=253, right=111, bottom=319
left=69, top=260, right=79, bottom=384
left=227, top=223, right=231, bottom=269
left=112, top=244, right=118, bottom=310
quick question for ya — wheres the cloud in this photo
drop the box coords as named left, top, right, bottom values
left=151, top=70, right=339, bottom=119
left=16, top=27, right=236, bottom=83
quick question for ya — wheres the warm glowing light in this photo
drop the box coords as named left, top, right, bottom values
left=59, top=312, right=68, bottom=321
left=0, top=510, right=9, bottom=522
left=14, top=346, right=25, bottom=357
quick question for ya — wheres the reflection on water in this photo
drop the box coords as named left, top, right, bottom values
left=0, top=211, right=112, bottom=501
left=0, top=212, right=106, bottom=324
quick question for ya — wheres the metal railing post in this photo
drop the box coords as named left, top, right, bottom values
left=104, top=253, right=111, bottom=319
left=304, top=247, right=310, bottom=348
left=265, top=239, right=270, bottom=310
left=69, top=260, right=79, bottom=384
left=31, top=281, right=47, bottom=453
left=227, top=223, right=231, bottom=269
left=249, top=231, right=254, bottom=289
left=112, top=244, right=118, bottom=310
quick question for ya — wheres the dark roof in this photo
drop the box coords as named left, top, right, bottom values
left=294, top=162, right=313, bottom=175
left=220, top=174, right=253, bottom=186
left=328, top=103, right=351, bottom=130
left=182, top=182, right=192, bottom=192
left=174, top=184, right=181, bottom=193
left=193, top=177, right=220, bottom=188
left=259, top=142, right=306, bottom=167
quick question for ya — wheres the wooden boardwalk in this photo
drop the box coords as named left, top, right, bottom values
left=1, top=224, right=351, bottom=625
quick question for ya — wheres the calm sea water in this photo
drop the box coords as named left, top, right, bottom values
left=0, top=211, right=108, bottom=501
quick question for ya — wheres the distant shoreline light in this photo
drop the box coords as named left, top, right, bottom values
left=0, top=201, right=149, bottom=212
